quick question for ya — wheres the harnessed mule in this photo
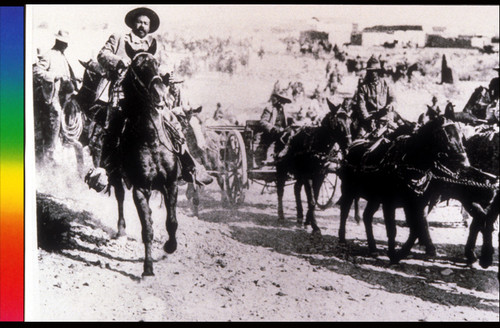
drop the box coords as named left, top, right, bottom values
left=275, top=98, right=352, bottom=233
left=338, top=117, right=471, bottom=263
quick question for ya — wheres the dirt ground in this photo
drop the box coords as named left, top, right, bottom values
left=32, top=160, right=499, bottom=321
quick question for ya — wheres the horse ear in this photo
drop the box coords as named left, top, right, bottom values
left=147, top=39, right=157, bottom=56
left=125, top=42, right=135, bottom=60
left=326, top=98, right=339, bottom=114
left=194, top=106, right=202, bottom=114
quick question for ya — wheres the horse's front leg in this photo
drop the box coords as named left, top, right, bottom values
left=294, top=180, right=304, bottom=224
left=276, top=167, right=287, bottom=221
left=163, top=179, right=179, bottom=254
left=114, top=179, right=126, bottom=238
left=382, top=203, right=398, bottom=263
left=304, top=178, right=320, bottom=234
left=362, top=200, right=380, bottom=255
left=132, top=187, right=154, bottom=277
left=338, top=185, right=354, bottom=244
left=72, top=141, right=85, bottom=178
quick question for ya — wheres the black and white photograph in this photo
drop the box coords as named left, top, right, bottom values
left=25, top=4, right=499, bottom=321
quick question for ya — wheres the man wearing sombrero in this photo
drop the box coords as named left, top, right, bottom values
left=354, top=54, right=397, bottom=136
left=95, top=7, right=212, bottom=187
left=255, top=90, right=293, bottom=167
left=33, top=29, right=77, bottom=164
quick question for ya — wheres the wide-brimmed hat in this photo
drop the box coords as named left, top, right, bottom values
left=54, top=30, right=69, bottom=44
left=366, top=55, right=381, bottom=70
left=125, top=7, right=160, bottom=33
left=270, top=91, right=292, bottom=104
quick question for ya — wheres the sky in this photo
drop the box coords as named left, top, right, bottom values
left=30, top=4, right=499, bottom=37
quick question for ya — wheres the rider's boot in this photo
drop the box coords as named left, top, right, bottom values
left=179, top=146, right=213, bottom=186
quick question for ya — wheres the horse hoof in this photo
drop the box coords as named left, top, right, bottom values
left=114, top=230, right=126, bottom=239
left=479, top=257, right=493, bottom=269
left=312, top=229, right=322, bottom=236
left=388, top=252, right=400, bottom=264
left=164, top=240, right=177, bottom=254
left=142, top=270, right=155, bottom=277
left=142, top=261, right=154, bottom=277
left=425, top=248, right=437, bottom=257
left=278, top=216, right=285, bottom=221
left=338, top=238, right=346, bottom=245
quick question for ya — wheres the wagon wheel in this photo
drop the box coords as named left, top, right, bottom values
left=317, top=171, right=339, bottom=210
left=221, top=130, right=248, bottom=205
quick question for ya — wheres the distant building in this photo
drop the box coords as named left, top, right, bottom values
left=432, top=26, right=446, bottom=34
left=425, top=34, right=473, bottom=48
left=360, top=25, right=425, bottom=47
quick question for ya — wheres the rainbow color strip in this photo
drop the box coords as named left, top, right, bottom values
left=0, top=6, right=24, bottom=321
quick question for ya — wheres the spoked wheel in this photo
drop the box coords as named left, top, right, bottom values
left=317, top=171, right=339, bottom=210
left=221, top=130, right=248, bottom=205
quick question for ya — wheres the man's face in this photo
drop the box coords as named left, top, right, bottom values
left=133, top=15, right=151, bottom=38
left=366, top=70, right=378, bottom=81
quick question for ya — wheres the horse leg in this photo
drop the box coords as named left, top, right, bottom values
left=132, top=187, right=154, bottom=276
left=192, top=185, right=200, bottom=218
left=464, top=213, right=481, bottom=265
left=338, top=193, right=354, bottom=244
left=276, top=167, right=287, bottom=221
left=363, top=200, right=380, bottom=255
left=478, top=196, right=499, bottom=268
left=480, top=218, right=495, bottom=268
left=396, top=205, right=421, bottom=261
left=354, top=197, right=361, bottom=224
left=294, top=180, right=304, bottom=224
left=113, top=179, right=126, bottom=237
left=304, top=178, right=320, bottom=234
left=414, top=202, right=436, bottom=256
left=382, top=203, right=398, bottom=263
left=47, top=103, right=62, bottom=163
left=72, top=141, right=85, bottom=178
left=163, top=179, right=179, bottom=254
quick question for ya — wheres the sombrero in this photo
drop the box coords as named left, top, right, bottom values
left=125, top=7, right=160, bottom=33
left=270, top=91, right=292, bottom=104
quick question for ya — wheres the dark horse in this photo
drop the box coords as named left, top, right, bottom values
left=434, top=125, right=499, bottom=268
left=119, top=52, right=181, bottom=276
left=338, top=116, right=470, bottom=263
left=275, top=98, right=352, bottom=233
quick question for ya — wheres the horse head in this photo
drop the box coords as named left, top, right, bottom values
left=123, top=51, right=167, bottom=115
left=444, top=102, right=456, bottom=120
left=324, top=98, right=352, bottom=149
left=414, top=116, right=470, bottom=171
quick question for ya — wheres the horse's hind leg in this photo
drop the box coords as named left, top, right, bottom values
left=304, top=178, right=320, bottom=234
left=354, top=197, right=361, bottom=224
left=163, top=180, right=179, bottom=254
left=294, top=180, right=304, bottom=224
left=132, top=187, right=154, bottom=276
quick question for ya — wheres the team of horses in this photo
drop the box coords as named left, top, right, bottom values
left=34, top=50, right=498, bottom=277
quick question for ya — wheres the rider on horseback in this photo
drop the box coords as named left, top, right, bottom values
left=95, top=7, right=212, bottom=187
left=354, top=54, right=399, bottom=139
left=255, top=90, right=293, bottom=167
left=33, top=30, right=78, bottom=165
